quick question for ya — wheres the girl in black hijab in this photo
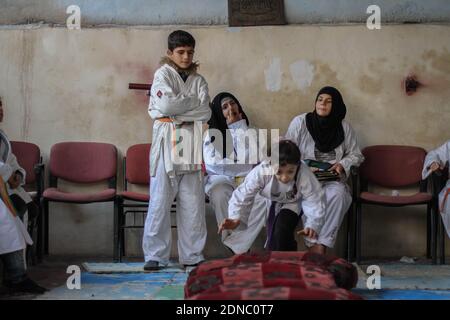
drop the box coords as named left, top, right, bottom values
left=203, top=92, right=267, bottom=255
left=208, top=92, right=249, bottom=159
left=285, top=86, right=364, bottom=255
left=305, top=86, right=347, bottom=153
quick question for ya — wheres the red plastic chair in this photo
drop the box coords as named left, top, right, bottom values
left=354, top=145, right=436, bottom=264
left=10, top=141, right=44, bottom=264
left=115, top=143, right=151, bottom=262
left=41, top=142, right=117, bottom=257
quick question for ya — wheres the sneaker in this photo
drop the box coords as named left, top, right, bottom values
left=7, top=278, right=47, bottom=295
left=143, top=260, right=162, bottom=271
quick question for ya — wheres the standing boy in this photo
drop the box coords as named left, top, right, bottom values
left=142, top=30, right=211, bottom=270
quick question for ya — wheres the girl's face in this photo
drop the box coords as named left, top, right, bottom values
left=221, top=98, right=241, bottom=124
left=315, top=93, right=333, bottom=117
left=274, top=164, right=298, bottom=184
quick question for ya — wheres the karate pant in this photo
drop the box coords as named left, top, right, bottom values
left=142, top=157, right=206, bottom=265
left=303, top=181, right=351, bottom=248
left=208, top=183, right=269, bottom=254
left=439, top=181, right=450, bottom=238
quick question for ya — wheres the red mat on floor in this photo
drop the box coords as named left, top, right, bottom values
left=185, top=251, right=362, bottom=300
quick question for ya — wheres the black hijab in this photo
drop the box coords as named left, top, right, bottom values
left=208, top=92, right=249, bottom=158
left=305, top=86, right=347, bottom=153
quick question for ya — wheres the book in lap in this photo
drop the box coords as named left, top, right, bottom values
left=304, top=159, right=340, bottom=182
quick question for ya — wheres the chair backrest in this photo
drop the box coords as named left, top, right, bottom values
left=10, top=141, right=41, bottom=185
left=49, top=142, right=117, bottom=185
left=360, top=145, right=426, bottom=188
left=125, top=143, right=151, bottom=186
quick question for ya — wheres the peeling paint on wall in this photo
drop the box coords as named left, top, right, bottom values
left=289, top=60, right=315, bottom=92
left=264, top=57, right=282, bottom=92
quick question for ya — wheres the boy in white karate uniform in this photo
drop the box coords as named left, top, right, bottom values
left=219, top=140, right=326, bottom=251
left=142, top=30, right=211, bottom=270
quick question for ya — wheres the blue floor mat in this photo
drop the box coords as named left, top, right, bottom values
left=354, top=289, right=450, bottom=300
left=36, top=272, right=187, bottom=300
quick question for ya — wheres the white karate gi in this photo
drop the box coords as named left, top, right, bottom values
left=0, top=131, right=32, bottom=256
left=422, top=140, right=450, bottom=238
left=204, top=119, right=268, bottom=254
left=286, top=114, right=364, bottom=248
left=228, top=161, right=326, bottom=248
left=142, top=63, right=211, bottom=265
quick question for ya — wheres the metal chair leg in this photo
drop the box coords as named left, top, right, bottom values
left=356, top=202, right=362, bottom=265
left=427, top=206, right=431, bottom=259
left=113, top=197, right=120, bottom=262
left=42, top=198, right=49, bottom=255
left=440, top=216, right=446, bottom=264
left=346, top=203, right=354, bottom=261
left=429, top=204, right=436, bottom=264
left=36, top=198, right=44, bottom=263
left=120, top=207, right=126, bottom=261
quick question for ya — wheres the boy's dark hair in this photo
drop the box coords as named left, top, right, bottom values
left=168, top=30, right=196, bottom=51
left=278, top=140, right=301, bottom=166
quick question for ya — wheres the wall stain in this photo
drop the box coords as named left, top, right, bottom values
left=315, top=62, right=338, bottom=86
left=358, top=74, right=383, bottom=95
left=116, top=62, right=154, bottom=105
left=422, top=49, right=450, bottom=74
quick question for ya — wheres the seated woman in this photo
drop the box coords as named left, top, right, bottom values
left=286, top=86, right=364, bottom=255
left=204, top=92, right=269, bottom=254
left=422, top=140, right=450, bottom=238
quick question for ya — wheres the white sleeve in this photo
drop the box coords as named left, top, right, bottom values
left=339, top=123, right=364, bottom=177
left=423, top=140, right=450, bottom=179
left=0, top=161, right=13, bottom=182
left=148, top=70, right=200, bottom=118
left=228, top=165, right=266, bottom=226
left=298, top=165, right=326, bottom=234
left=203, top=137, right=226, bottom=176
left=7, top=154, right=26, bottom=185
left=285, top=116, right=301, bottom=145
left=174, top=76, right=211, bottom=122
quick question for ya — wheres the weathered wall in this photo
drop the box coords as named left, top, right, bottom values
left=0, top=24, right=449, bottom=258
left=1, top=0, right=450, bottom=26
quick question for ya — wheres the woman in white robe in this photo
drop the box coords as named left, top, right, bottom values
left=204, top=92, right=269, bottom=254
left=286, top=86, right=364, bottom=255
